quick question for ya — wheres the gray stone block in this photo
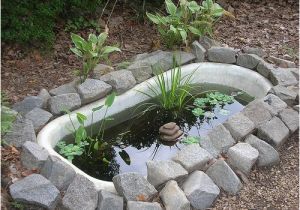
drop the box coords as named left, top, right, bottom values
left=9, top=174, right=60, bottom=210
left=172, top=144, right=213, bottom=172
left=127, top=201, right=162, bottom=210
left=76, top=79, right=112, bottom=104
left=242, top=46, right=266, bottom=58
left=100, top=70, right=136, bottom=94
left=93, top=64, right=114, bottom=80
left=182, top=171, right=220, bottom=210
left=199, top=136, right=220, bottom=158
left=41, top=155, right=76, bottom=191
left=227, top=143, right=259, bottom=175
left=146, top=160, right=188, bottom=188
left=257, top=117, right=290, bottom=147
left=206, top=124, right=236, bottom=155
left=245, top=135, right=280, bottom=167
left=49, top=93, right=81, bottom=115
left=112, top=172, right=157, bottom=201
left=236, top=53, right=263, bottom=69
left=49, top=80, right=79, bottom=96
left=256, top=60, right=275, bottom=78
left=199, top=36, right=220, bottom=50
left=3, top=118, right=36, bottom=147
left=207, top=47, right=236, bottom=64
left=268, top=56, right=296, bottom=68
left=223, top=112, right=255, bottom=141
left=206, top=160, right=242, bottom=195
left=278, top=109, right=299, bottom=133
left=242, top=99, right=273, bottom=127
left=262, top=94, right=287, bottom=116
left=97, top=190, right=123, bottom=210
left=21, top=141, right=49, bottom=170
left=192, top=41, right=206, bottom=62
left=25, top=108, right=53, bottom=131
left=270, top=68, right=298, bottom=86
left=13, top=96, right=44, bottom=115
left=38, top=88, right=51, bottom=109
left=269, top=85, right=297, bottom=106
left=159, top=180, right=190, bottom=210
left=62, top=174, right=98, bottom=210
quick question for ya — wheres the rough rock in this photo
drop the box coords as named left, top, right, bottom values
left=62, top=174, right=98, bottom=210
left=206, top=160, right=242, bottom=195
left=223, top=112, right=255, bottom=141
left=278, top=109, right=299, bottom=133
left=245, top=135, right=280, bottom=167
left=38, top=88, right=51, bottom=109
left=199, top=136, right=220, bottom=158
left=12, top=96, right=43, bottom=115
left=262, top=94, right=288, bottom=115
left=172, top=144, right=213, bottom=172
left=146, top=160, right=188, bottom=188
left=207, top=47, right=236, bottom=64
left=268, top=56, right=296, bottom=68
left=127, top=201, right=162, bottom=210
left=112, top=172, right=157, bottom=201
left=3, top=118, right=36, bottom=147
left=288, top=68, right=299, bottom=80
left=41, top=155, right=76, bottom=191
left=25, top=108, right=53, bottom=131
left=270, top=68, right=298, bottom=86
left=257, top=117, right=290, bottom=147
left=76, top=79, right=112, bottom=104
left=293, top=105, right=299, bottom=112
left=269, top=85, right=297, bottom=106
left=159, top=180, right=190, bottom=210
left=242, top=46, right=266, bottom=58
left=182, top=171, right=220, bottom=210
left=98, top=190, right=123, bottom=210
left=9, top=174, right=60, bottom=210
left=227, top=143, right=259, bottom=175
left=199, top=36, right=220, bottom=50
left=192, top=41, right=206, bottom=62
left=21, top=141, right=49, bottom=170
left=100, top=70, right=136, bottom=94
left=236, top=53, right=263, bottom=69
left=49, top=93, right=81, bottom=115
left=242, top=99, right=273, bottom=126
left=206, top=124, right=236, bottom=155
left=49, top=80, right=78, bottom=96
left=256, top=60, right=276, bottom=78
left=93, top=63, right=114, bottom=80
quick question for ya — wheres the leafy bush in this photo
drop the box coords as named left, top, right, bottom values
left=70, top=32, right=120, bottom=82
left=1, top=0, right=103, bottom=48
left=147, top=0, right=225, bottom=48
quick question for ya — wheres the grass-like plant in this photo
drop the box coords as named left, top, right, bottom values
left=137, top=57, right=196, bottom=116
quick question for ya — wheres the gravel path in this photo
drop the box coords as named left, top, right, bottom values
left=212, top=132, right=299, bottom=210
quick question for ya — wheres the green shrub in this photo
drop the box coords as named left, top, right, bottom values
left=1, top=0, right=103, bottom=48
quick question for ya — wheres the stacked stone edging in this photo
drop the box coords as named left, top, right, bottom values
left=4, top=36, right=299, bottom=209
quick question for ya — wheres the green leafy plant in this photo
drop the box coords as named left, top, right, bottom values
left=57, top=92, right=116, bottom=163
left=65, top=17, right=101, bottom=33
left=137, top=57, right=196, bottom=115
left=181, top=136, right=200, bottom=145
left=70, top=32, right=121, bottom=82
left=1, top=93, right=17, bottom=135
left=147, top=0, right=225, bottom=48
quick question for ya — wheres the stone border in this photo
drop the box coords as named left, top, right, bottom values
left=4, top=38, right=299, bottom=210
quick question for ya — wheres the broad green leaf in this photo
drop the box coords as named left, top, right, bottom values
left=105, top=92, right=116, bottom=107
left=94, top=141, right=99, bottom=150
left=75, top=126, right=87, bottom=144
left=92, top=105, right=104, bottom=112
left=76, top=113, right=87, bottom=125
left=188, top=26, right=202, bottom=36
left=70, top=48, right=83, bottom=57
left=165, top=0, right=177, bottom=15
left=170, top=25, right=178, bottom=34
left=97, top=32, right=108, bottom=46
left=187, top=1, right=200, bottom=13
left=71, top=33, right=86, bottom=49
left=88, top=34, right=97, bottom=43
left=178, top=28, right=187, bottom=42
left=146, top=12, right=160, bottom=24
left=101, top=46, right=121, bottom=56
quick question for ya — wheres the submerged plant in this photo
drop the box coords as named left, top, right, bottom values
left=137, top=57, right=196, bottom=116
left=57, top=92, right=116, bottom=163
left=181, top=136, right=200, bottom=145
left=70, top=32, right=121, bottom=82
